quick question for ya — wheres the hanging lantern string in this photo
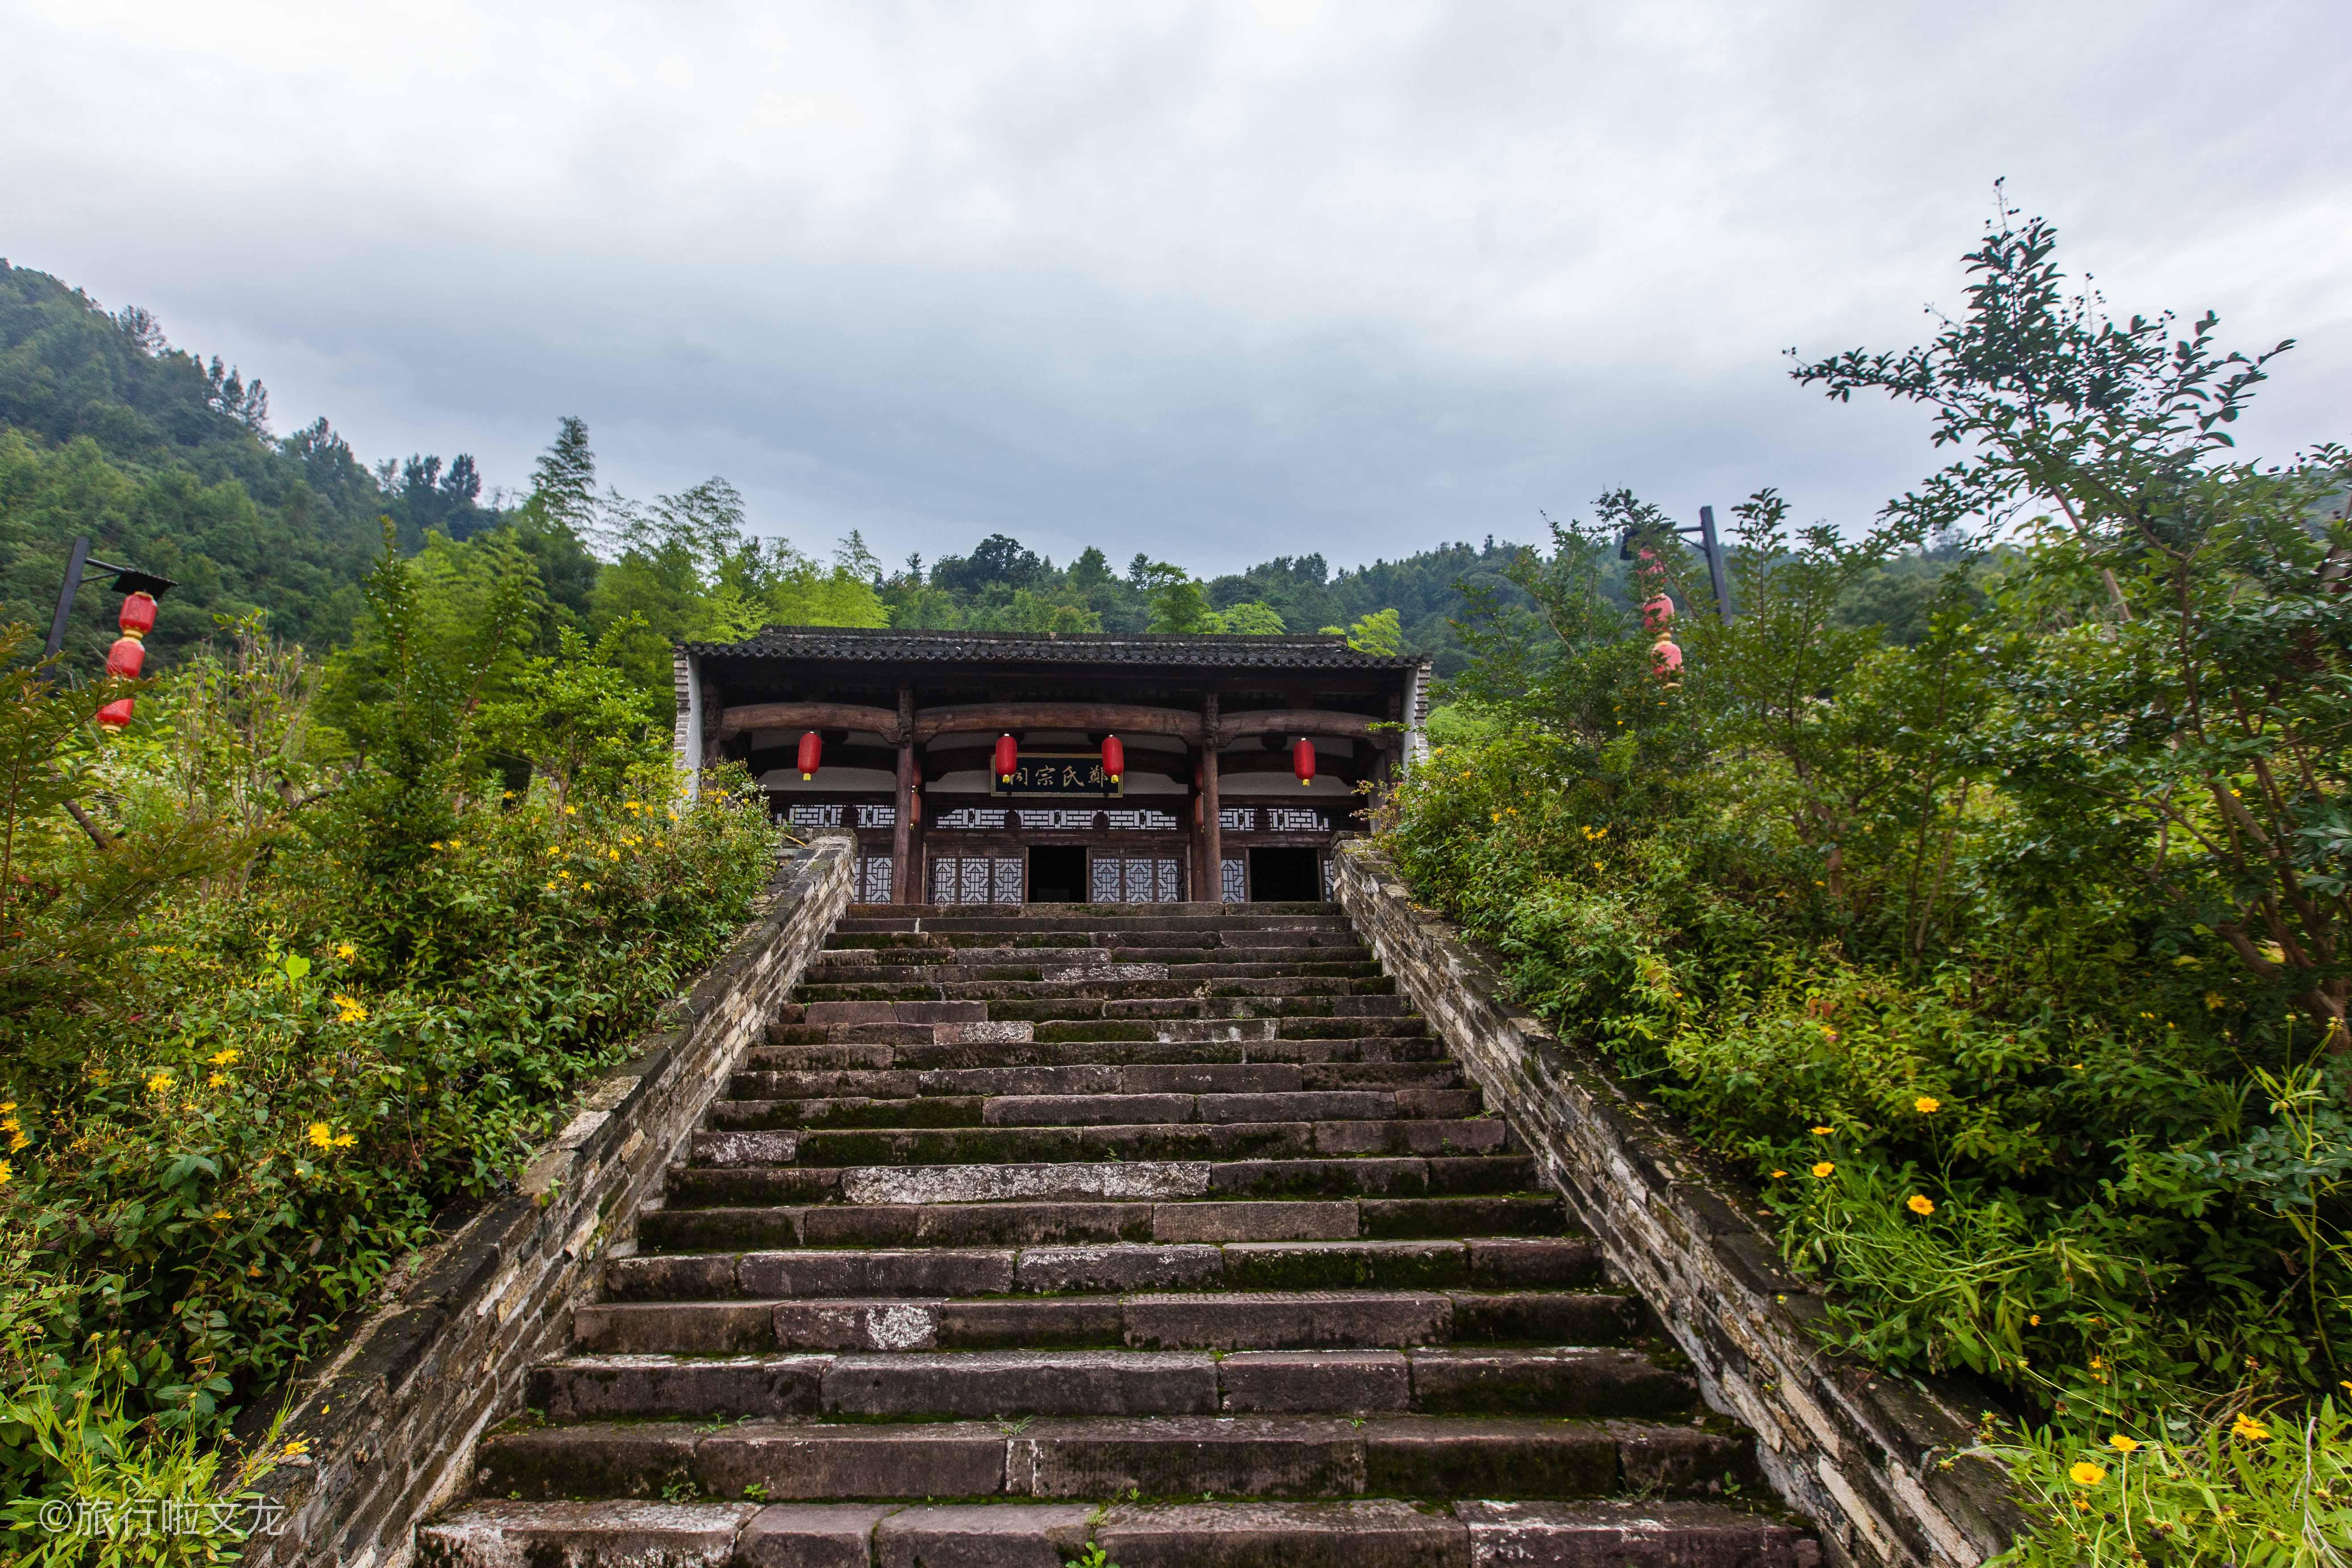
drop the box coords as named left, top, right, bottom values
left=95, top=591, right=158, bottom=731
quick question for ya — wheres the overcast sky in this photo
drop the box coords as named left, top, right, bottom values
left=5, top=1, right=2348, bottom=577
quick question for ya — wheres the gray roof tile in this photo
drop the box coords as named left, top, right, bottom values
left=683, top=627, right=1427, bottom=672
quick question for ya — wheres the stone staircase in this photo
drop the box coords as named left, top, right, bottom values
left=421, top=901, right=1815, bottom=1568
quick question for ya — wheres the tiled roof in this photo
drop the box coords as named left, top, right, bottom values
left=682, top=626, right=1428, bottom=672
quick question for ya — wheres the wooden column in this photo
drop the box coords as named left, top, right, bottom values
left=1200, top=693, right=1221, bottom=904
left=892, top=685, right=916, bottom=905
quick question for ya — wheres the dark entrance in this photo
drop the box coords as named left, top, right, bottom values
left=1249, top=847, right=1321, bottom=902
left=1027, top=845, right=1088, bottom=902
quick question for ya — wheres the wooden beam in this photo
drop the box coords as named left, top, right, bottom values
left=1201, top=695, right=1221, bottom=903
left=719, top=701, right=902, bottom=740
left=1216, top=709, right=1382, bottom=742
left=913, top=703, right=1203, bottom=743
left=893, top=686, right=915, bottom=904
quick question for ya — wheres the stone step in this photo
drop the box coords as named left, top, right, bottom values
left=803, top=959, right=1385, bottom=984
left=666, top=1154, right=1538, bottom=1206
left=683, top=1118, right=1509, bottom=1168
left=473, top=1413, right=1754, bottom=1505
left=530, top=1345, right=1695, bottom=1422
left=721, top=1061, right=1466, bottom=1101
left=607, top=1237, right=1604, bottom=1303
left=791, top=977, right=1400, bottom=1007
left=423, top=1497, right=1813, bottom=1568
left=704, top=1089, right=1486, bottom=1130
left=828, top=926, right=1371, bottom=950
left=778, top=995, right=1418, bottom=1027
left=637, top=1193, right=1560, bottom=1250
left=579, top=1287, right=1636, bottom=1355
left=746, top=1038, right=1442, bottom=1075
left=818, top=940, right=1376, bottom=964
left=621, top=1231, right=1588, bottom=1299
left=830, top=908, right=1350, bottom=935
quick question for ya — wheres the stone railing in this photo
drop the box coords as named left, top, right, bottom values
left=1332, top=840, right=2020, bottom=1568
left=242, top=831, right=855, bottom=1568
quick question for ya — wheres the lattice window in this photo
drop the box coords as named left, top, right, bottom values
left=1322, top=857, right=1334, bottom=900
left=855, top=804, right=897, bottom=829
left=1219, top=808, right=1254, bottom=831
left=1220, top=858, right=1246, bottom=904
left=931, top=858, right=958, bottom=904
left=1264, top=807, right=1325, bottom=831
left=959, top=859, right=992, bottom=904
left=787, top=804, right=844, bottom=829
left=932, top=807, right=1008, bottom=830
left=1121, top=859, right=1152, bottom=903
left=993, top=859, right=1025, bottom=904
left=1090, top=856, right=1123, bottom=903
left=853, top=856, right=893, bottom=903
left=1155, top=859, right=1181, bottom=902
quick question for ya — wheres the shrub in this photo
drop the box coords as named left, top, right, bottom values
left=1382, top=200, right=2349, bottom=1552
left=0, top=531, right=779, bottom=1506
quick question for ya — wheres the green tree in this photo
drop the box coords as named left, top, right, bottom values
left=1220, top=601, right=1285, bottom=635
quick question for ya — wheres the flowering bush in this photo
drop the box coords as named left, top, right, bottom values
left=1384, top=204, right=2349, bottom=1557
left=0, top=534, right=778, bottom=1513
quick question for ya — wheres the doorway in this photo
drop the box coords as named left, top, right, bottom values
left=1027, top=845, right=1088, bottom=902
left=1248, top=847, right=1322, bottom=902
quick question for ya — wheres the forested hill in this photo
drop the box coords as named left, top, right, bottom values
left=0, top=258, right=1558, bottom=681
left=0, top=260, right=523, bottom=665
left=12, top=258, right=1967, bottom=688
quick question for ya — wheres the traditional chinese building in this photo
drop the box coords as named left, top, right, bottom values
left=672, top=628, right=1430, bottom=904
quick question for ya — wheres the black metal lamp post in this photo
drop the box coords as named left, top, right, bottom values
left=42, top=535, right=176, bottom=727
left=1618, top=506, right=1733, bottom=620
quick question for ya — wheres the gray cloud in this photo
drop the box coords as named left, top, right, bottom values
left=4, top=0, right=2347, bottom=574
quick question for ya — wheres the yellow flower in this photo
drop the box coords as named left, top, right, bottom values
left=1907, top=1195, right=1935, bottom=1216
left=1811, top=1161, right=1835, bottom=1179
left=147, top=1071, right=174, bottom=1094
left=334, top=1131, right=356, bottom=1148
left=564, top=805, right=577, bottom=816
left=1769, top=1170, right=1787, bottom=1179
left=336, top=943, right=356, bottom=961
left=2070, top=1462, right=2107, bottom=1487
left=208, top=1073, right=227, bottom=1088
left=307, top=1122, right=335, bottom=1151
left=2205, top=993, right=2226, bottom=1010
left=333, top=994, right=368, bottom=1024
left=608, top=849, right=620, bottom=862
left=625, top=800, right=642, bottom=812
left=0, top=1161, right=11, bottom=1186
left=7, top=1132, right=24, bottom=1152
left=282, top=1439, right=310, bottom=1458
left=1913, top=1096, right=1941, bottom=1115
left=2108, top=1435, right=2139, bottom=1454
left=429, top=841, right=444, bottom=851
left=2029, top=1314, right=2042, bottom=1326
left=210, top=1048, right=240, bottom=1066
left=1810, top=1125, right=1834, bottom=1137
left=211, top=1209, right=231, bottom=1221
left=2231, top=1414, right=2271, bottom=1442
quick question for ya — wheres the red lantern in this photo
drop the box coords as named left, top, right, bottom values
left=1100, top=734, right=1124, bottom=784
left=1642, top=594, right=1675, bottom=631
left=1292, top=737, right=1316, bottom=787
left=994, top=734, right=1019, bottom=782
left=910, top=791, right=921, bottom=824
left=796, top=730, right=822, bottom=780
left=96, top=590, right=157, bottom=729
